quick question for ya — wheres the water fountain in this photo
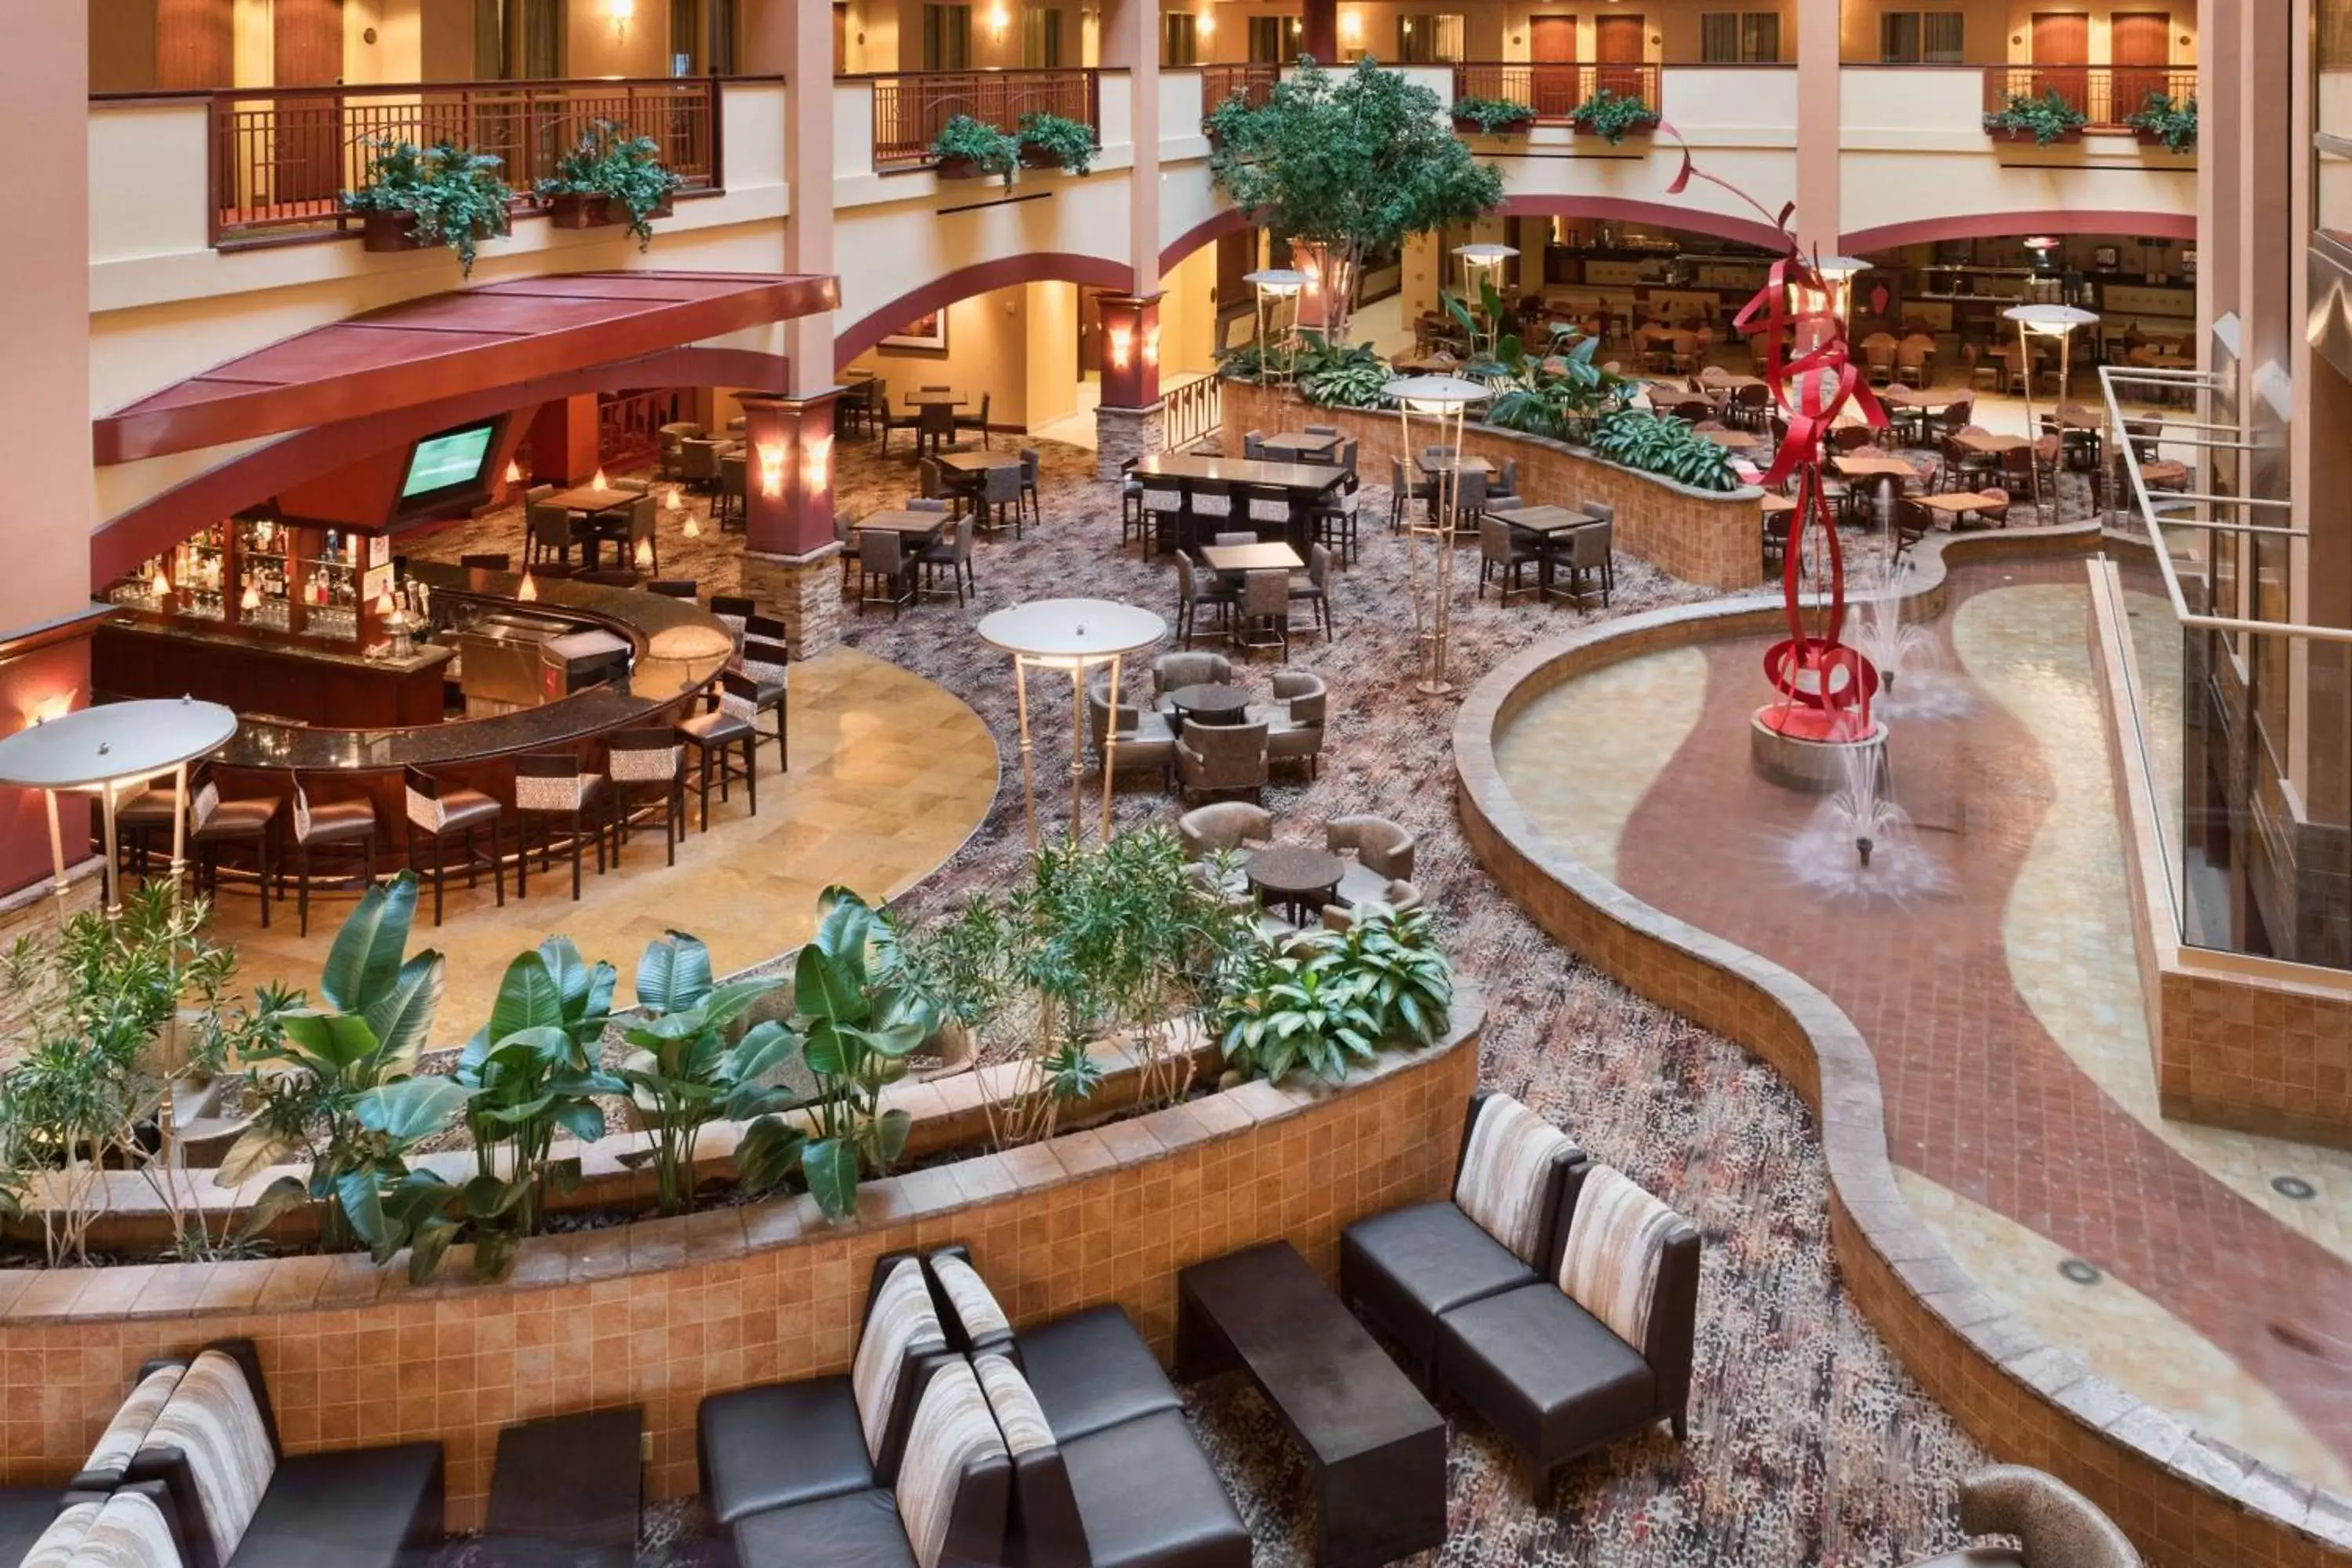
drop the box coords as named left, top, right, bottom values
left=1774, top=739, right=1951, bottom=902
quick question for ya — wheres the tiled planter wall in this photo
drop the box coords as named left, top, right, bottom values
left=1221, top=379, right=1770, bottom=590
left=1451, top=532, right=2352, bottom=1568
left=0, top=989, right=1483, bottom=1531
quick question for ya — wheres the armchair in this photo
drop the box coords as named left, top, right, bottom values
left=1326, top=815, right=1415, bottom=907
left=1174, top=720, right=1269, bottom=804
left=1260, top=670, right=1327, bottom=779
left=1897, top=1465, right=2140, bottom=1568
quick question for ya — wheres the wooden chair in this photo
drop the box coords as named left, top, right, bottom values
left=288, top=779, right=376, bottom=938
left=857, top=530, right=916, bottom=618
left=513, top=752, right=615, bottom=902
left=955, top=393, right=993, bottom=449
left=401, top=765, right=505, bottom=926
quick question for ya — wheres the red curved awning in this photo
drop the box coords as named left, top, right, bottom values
left=95, top=270, right=839, bottom=466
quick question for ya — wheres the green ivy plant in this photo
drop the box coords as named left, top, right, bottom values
left=1570, top=86, right=1660, bottom=145
left=930, top=114, right=1024, bottom=185
left=454, top=938, right=622, bottom=1265
left=1982, top=89, right=2089, bottom=144
left=1212, top=908, right=1454, bottom=1086
left=1450, top=95, right=1537, bottom=135
left=2127, top=90, right=2198, bottom=153
left=1591, top=408, right=1742, bottom=492
left=614, top=931, right=801, bottom=1216
left=342, top=136, right=514, bottom=276
left=535, top=118, right=684, bottom=249
left=1017, top=111, right=1098, bottom=175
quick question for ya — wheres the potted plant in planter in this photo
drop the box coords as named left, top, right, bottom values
left=2128, top=90, right=2198, bottom=152
left=342, top=136, right=514, bottom=277
left=930, top=114, right=1023, bottom=184
left=1016, top=111, right=1098, bottom=174
left=1569, top=85, right=1660, bottom=144
left=1982, top=89, right=2089, bottom=144
left=535, top=118, right=684, bottom=249
left=1450, top=95, right=1537, bottom=136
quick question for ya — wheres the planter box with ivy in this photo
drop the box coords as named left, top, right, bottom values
left=1016, top=112, right=1098, bottom=175
left=342, top=136, right=514, bottom=277
left=1982, top=89, right=2089, bottom=146
left=931, top=115, right=1022, bottom=184
left=2127, top=91, right=2198, bottom=153
left=534, top=118, right=686, bottom=249
left=1450, top=95, right=1537, bottom=136
left=1569, top=87, right=1660, bottom=145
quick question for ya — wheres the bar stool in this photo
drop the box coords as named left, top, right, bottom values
left=513, top=753, right=615, bottom=902
left=677, top=688, right=758, bottom=832
left=188, top=765, right=284, bottom=928
left=608, top=728, right=687, bottom=866
left=402, top=765, right=506, bottom=926
left=113, top=771, right=183, bottom=884
left=288, top=779, right=378, bottom=938
left=731, top=638, right=790, bottom=771
left=710, top=595, right=754, bottom=646
left=648, top=579, right=699, bottom=599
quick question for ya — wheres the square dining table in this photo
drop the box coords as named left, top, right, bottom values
left=1259, top=431, right=1342, bottom=459
left=1490, top=505, right=1595, bottom=601
left=1199, top=541, right=1304, bottom=574
left=854, top=510, right=950, bottom=556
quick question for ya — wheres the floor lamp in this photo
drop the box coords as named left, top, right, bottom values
left=1451, top=242, right=1518, bottom=360
left=1243, top=269, right=1307, bottom=384
left=2003, top=303, right=2101, bottom=521
left=978, top=599, right=1168, bottom=849
left=1385, top=375, right=1492, bottom=698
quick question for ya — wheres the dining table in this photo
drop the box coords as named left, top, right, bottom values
left=1490, top=505, right=1594, bottom=601
left=1199, top=541, right=1305, bottom=574
left=1259, top=430, right=1343, bottom=459
left=853, top=510, right=950, bottom=560
left=902, top=389, right=968, bottom=407
left=1697, top=428, right=1760, bottom=450
left=1131, top=452, right=1348, bottom=554
left=1913, top=490, right=2008, bottom=524
left=934, top=450, right=1021, bottom=497
left=1165, top=681, right=1254, bottom=728
left=1951, top=430, right=2031, bottom=456
left=546, top=486, right=641, bottom=571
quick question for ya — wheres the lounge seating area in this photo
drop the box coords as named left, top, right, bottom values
left=1175, top=800, right=1419, bottom=935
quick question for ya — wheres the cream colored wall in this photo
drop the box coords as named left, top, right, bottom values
left=1023, top=281, right=1080, bottom=427
left=1158, top=239, right=1221, bottom=374
left=234, top=0, right=271, bottom=82
left=860, top=0, right=1087, bottom=70
left=842, top=285, right=1033, bottom=427
left=346, top=0, right=424, bottom=82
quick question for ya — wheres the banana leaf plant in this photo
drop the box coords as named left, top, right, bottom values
left=455, top=937, right=622, bottom=1263
left=615, top=931, right=801, bottom=1215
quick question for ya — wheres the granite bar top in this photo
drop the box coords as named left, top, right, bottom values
left=110, top=615, right=453, bottom=675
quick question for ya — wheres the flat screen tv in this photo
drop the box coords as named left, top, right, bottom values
left=394, top=420, right=499, bottom=517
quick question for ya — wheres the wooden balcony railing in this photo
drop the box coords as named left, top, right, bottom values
left=866, top=68, right=1100, bottom=170
left=1159, top=370, right=1221, bottom=451
left=1981, top=64, right=2198, bottom=129
left=1450, top=62, right=1661, bottom=120
left=1200, top=62, right=1279, bottom=120
left=209, top=77, right=720, bottom=247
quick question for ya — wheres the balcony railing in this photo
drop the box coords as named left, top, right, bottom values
left=1981, top=64, right=2198, bottom=129
left=1200, top=62, right=1279, bottom=120
left=866, top=68, right=1099, bottom=170
left=1450, top=62, right=1661, bottom=120
left=210, top=77, right=719, bottom=246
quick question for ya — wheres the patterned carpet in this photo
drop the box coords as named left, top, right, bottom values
left=409, top=431, right=1992, bottom=1566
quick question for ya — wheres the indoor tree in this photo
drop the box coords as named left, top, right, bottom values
left=1206, top=56, right=1504, bottom=345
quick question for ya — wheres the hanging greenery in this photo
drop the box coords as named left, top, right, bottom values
left=342, top=137, right=514, bottom=276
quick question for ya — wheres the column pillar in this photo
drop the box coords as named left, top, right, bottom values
left=1102, top=0, right=1162, bottom=299
left=1093, top=293, right=1167, bottom=479
left=0, top=2, right=100, bottom=906
left=526, top=396, right=601, bottom=485
left=736, top=392, right=845, bottom=659
left=1300, top=0, right=1338, bottom=64
left=1793, top=0, right=1842, bottom=256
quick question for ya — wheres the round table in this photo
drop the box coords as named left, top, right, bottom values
left=1246, top=844, right=1348, bottom=926
left=976, top=598, right=1167, bottom=846
left=1166, top=683, right=1252, bottom=728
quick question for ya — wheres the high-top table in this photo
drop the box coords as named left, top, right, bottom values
left=1131, top=452, right=1348, bottom=554
left=1175, top=1240, right=1446, bottom=1566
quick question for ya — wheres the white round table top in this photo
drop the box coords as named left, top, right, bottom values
left=1242, top=268, right=1309, bottom=296
left=0, top=698, right=239, bottom=791
left=1452, top=242, right=1519, bottom=263
left=978, top=600, right=1167, bottom=664
left=2003, top=303, right=2102, bottom=330
left=1384, top=374, right=1494, bottom=409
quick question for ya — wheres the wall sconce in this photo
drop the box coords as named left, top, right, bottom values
left=605, top=0, right=633, bottom=41
left=987, top=3, right=1009, bottom=37
left=23, top=688, right=77, bottom=726
left=1109, top=325, right=1134, bottom=370
left=1196, top=9, right=1214, bottom=37
left=1143, top=326, right=1160, bottom=366
left=804, top=434, right=833, bottom=494
left=757, top=443, right=786, bottom=499
left=1340, top=11, right=1360, bottom=42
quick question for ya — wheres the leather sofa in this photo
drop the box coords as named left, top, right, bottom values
left=125, top=1340, right=443, bottom=1568
left=924, top=1246, right=1250, bottom=1568
left=1900, top=1465, right=2141, bottom=1568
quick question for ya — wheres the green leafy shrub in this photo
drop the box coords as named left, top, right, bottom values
left=930, top=114, right=1023, bottom=184
left=534, top=118, right=684, bottom=249
left=2128, top=90, right=2198, bottom=152
left=1294, top=333, right=1393, bottom=408
left=1483, top=324, right=1633, bottom=444
left=1591, top=408, right=1743, bottom=492
left=1570, top=86, right=1660, bottom=144
left=343, top=137, right=514, bottom=275
left=1982, top=89, right=2089, bottom=144
left=1213, top=908, right=1454, bottom=1084
left=1017, top=111, right=1098, bottom=175
left=1450, top=95, right=1537, bottom=134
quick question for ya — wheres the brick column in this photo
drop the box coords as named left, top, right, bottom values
left=737, top=392, right=844, bottom=659
left=1093, top=292, right=1167, bottom=479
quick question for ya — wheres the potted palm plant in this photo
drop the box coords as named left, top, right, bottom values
left=931, top=115, right=1023, bottom=183
left=342, top=137, right=514, bottom=276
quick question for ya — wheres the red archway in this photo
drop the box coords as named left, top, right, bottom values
left=833, top=252, right=1134, bottom=369
left=1839, top=209, right=2196, bottom=254
left=1158, top=208, right=1255, bottom=279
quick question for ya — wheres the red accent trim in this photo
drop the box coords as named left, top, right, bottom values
left=95, top=271, right=838, bottom=466
left=1498, top=194, right=1790, bottom=252
left=90, top=347, right=789, bottom=590
left=1159, top=208, right=1254, bottom=277
left=1840, top=209, right=2196, bottom=253
left=833, top=252, right=1133, bottom=368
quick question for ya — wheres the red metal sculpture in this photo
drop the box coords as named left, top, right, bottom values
left=1663, top=133, right=1888, bottom=745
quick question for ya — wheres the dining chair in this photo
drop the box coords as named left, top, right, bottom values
left=977, top=463, right=1024, bottom=537
left=956, top=393, right=992, bottom=450
left=1173, top=551, right=1232, bottom=648
left=1018, top=448, right=1042, bottom=526
left=920, top=517, right=977, bottom=605
left=1140, top=474, right=1185, bottom=554
left=1477, top=516, right=1537, bottom=604
left=1234, top=568, right=1291, bottom=662
left=676, top=686, right=759, bottom=831
left=679, top=438, right=727, bottom=492
left=1288, top=543, right=1335, bottom=640
left=1243, top=485, right=1292, bottom=540
left=608, top=727, right=687, bottom=865
left=709, top=594, right=754, bottom=645
left=1120, top=456, right=1146, bottom=547
left=916, top=401, right=957, bottom=457
left=1242, top=429, right=1267, bottom=459
left=717, top=453, right=748, bottom=532
left=527, top=501, right=577, bottom=568
left=1389, top=456, right=1432, bottom=532
left=858, top=529, right=916, bottom=617
left=1562, top=519, right=1615, bottom=608
left=879, top=389, right=920, bottom=454
left=287, top=779, right=376, bottom=938
left=648, top=579, right=699, bottom=598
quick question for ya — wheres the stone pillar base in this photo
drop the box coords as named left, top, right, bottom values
left=1095, top=404, right=1167, bottom=482
left=742, top=544, right=845, bottom=659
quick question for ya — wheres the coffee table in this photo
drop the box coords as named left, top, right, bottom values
left=1176, top=1241, right=1446, bottom=1566
left=481, top=1406, right=643, bottom=1568
left=1243, top=843, right=1347, bottom=925
left=1166, top=681, right=1252, bottom=728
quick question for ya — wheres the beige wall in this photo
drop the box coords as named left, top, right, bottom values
left=1185, top=0, right=1796, bottom=64
left=842, top=283, right=1034, bottom=429
left=1022, top=280, right=1081, bottom=429
left=1158, top=239, right=1223, bottom=375
left=1838, top=2, right=2198, bottom=67
left=856, top=0, right=1090, bottom=71
left=564, top=0, right=675, bottom=75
